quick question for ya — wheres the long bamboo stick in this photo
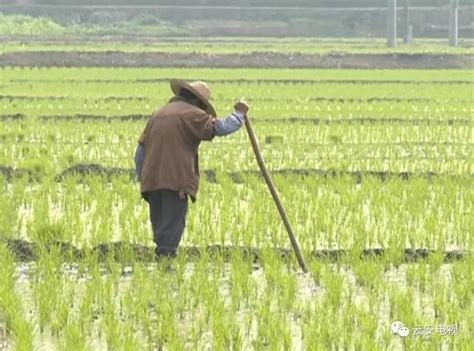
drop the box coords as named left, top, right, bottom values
left=243, top=114, right=308, bottom=273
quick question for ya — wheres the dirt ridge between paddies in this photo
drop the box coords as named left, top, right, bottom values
left=1, top=51, right=472, bottom=68
left=3, top=239, right=469, bottom=264
left=1, top=163, right=472, bottom=183
left=1, top=95, right=472, bottom=104
left=4, top=78, right=473, bottom=85
left=3, top=113, right=470, bottom=126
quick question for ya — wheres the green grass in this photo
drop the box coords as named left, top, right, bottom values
left=0, top=64, right=472, bottom=349
left=2, top=38, right=474, bottom=54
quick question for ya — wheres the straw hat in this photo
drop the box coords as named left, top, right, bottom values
left=170, top=79, right=216, bottom=117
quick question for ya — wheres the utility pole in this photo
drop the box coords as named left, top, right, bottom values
left=404, top=0, right=412, bottom=44
left=387, top=0, right=397, bottom=47
left=449, top=0, right=459, bottom=47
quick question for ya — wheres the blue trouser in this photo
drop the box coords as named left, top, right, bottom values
left=145, top=189, right=188, bottom=256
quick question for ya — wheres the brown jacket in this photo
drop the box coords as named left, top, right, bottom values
left=139, top=97, right=215, bottom=202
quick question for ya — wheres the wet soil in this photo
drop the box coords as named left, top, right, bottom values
left=7, top=114, right=467, bottom=126
left=224, top=168, right=469, bottom=184
left=0, top=165, right=39, bottom=181
left=3, top=239, right=468, bottom=263
left=1, top=51, right=472, bottom=68
left=0, top=113, right=26, bottom=121
left=4, top=78, right=473, bottom=85
left=55, top=163, right=134, bottom=181
left=0, top=95, right=472, bottom=104
left=38, top=114, right=150, bottom=122
left=1, top=163, right=470, bottom=183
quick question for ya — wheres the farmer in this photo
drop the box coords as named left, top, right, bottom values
left=134, top=79, right=249, bottom=258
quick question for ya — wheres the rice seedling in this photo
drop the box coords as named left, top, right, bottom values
left=0, top=62, right=471, bottom=349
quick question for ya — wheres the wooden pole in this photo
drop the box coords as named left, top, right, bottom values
left=244, top=114, right=308, bottom=273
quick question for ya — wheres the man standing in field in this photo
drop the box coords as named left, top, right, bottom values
left=134, top=79, right=249, bottom=258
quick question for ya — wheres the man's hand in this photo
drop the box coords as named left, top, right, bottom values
left=234, top=99, right=250, bottom=116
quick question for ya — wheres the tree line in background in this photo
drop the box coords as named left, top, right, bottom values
left=3, top=0, right=474, bottom=6
left=1, top=0, right=472, bottom=37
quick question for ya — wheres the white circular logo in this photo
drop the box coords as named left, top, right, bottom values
left=398, top=326, right=410, bottom=337
left=391, top=321, right=404, bottom=334
left=391, top=321, right=410, bottom=338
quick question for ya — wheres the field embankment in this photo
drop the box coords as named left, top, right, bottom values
left=1, top=51, right=473, bottom=68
